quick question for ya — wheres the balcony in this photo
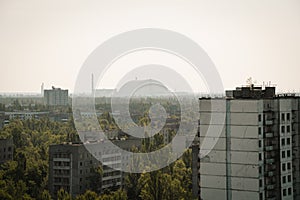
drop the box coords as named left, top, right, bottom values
left=266, top=158, right=275, bottom=164
left=53, top=158, right=70, bottom=162
left=102, top=174, right=122, bottom=181
left=266, top=184, right=275, bottom=190
left=265, top=120, right=273, bottom=125
left=268, top=171, right=274, bottom=177
left=53, top=165, right=70, bottom=170
left=265, top=146, right=273, bottom=151
left=265, top=132, right=273, bottom=138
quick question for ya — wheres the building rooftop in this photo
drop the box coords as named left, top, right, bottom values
left=226, top=84, right=276, bottom=99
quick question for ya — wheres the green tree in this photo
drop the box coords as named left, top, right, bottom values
left=76, top=190, right=99, bottom=200
left=41, top=190, right=52, bottom=200
left=57, top=188, right=71, bottom=200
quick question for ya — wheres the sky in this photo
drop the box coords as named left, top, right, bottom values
left=0, top=0, right=300, bottom=94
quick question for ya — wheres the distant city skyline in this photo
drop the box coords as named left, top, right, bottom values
left=1, top=0, right=300, bottom=93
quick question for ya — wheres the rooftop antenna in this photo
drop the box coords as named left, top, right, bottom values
left=246, top=77, right=252, bottom=86
left=41, top=83, right=44, bottom=96
left=91, top=73, right=94, bottom=94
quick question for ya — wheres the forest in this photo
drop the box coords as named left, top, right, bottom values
left=0, top=112, right=195, bottom=200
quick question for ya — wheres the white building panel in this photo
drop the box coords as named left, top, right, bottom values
left=231, top=177, right=259, bottom=191
left=201, top=175, right=226, bottom=189
left=231, top=151, right=258, bottom=165
left=199, top=99, right=226, bottom=112
left=230, top=100, right=258, bottom=112
left=200, top=162, right=226, bottom=176
left=201, top=150, right=226, bottom=163
left=231, top=138, right=259, bottom=152
left=279, top=99, right=292, bottom=111
left=200, top=188, right=226, bottom=200
left=200, top=124, right=226, bottom=138
left=200, top=112, right=227, bottom=125
left=200, top=137, right=226, bottom=151
left=230, top=113, right=258, bottom=126
left=232, top=190, right=259, bottom=200
left=231, top=163, right=259, bottom=178
left=230, top=126, right=258, bottom=139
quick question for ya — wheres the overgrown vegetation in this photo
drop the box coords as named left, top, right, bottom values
left=0, top=98, right=194, bottom=199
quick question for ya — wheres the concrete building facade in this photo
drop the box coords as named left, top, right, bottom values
left=44, top=87, right=68, bottom=106
left=48, top=142, right=122, bottom=198
left=193, top=85, right=300, bottom=200
left=0, top=138, right=13, bottom=164
left=5, top=111, right=49, bottom=120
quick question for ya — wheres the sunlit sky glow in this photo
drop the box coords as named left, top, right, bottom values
left=1, top=0, right=300, bottom=93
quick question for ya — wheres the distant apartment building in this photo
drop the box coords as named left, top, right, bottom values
left=0, top=111, right=5, bottom=128
left=193, top=85, right=300, bottom=200
left=44, top=86, right=68, bottom=106
left=5, top=111, right=49, bottom=121
left=48, top=137, right=141, bottom=198
left=0, top=138, right=13, bottom=164
left=48, top=141, right=122, bottom=197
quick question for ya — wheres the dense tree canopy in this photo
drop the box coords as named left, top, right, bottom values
left=0, top=97, right=194, bottom=200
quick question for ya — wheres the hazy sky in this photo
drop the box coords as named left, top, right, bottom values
left=1, top=0, right=300, bottom=93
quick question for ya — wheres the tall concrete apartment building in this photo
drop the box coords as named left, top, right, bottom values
left=48, top=138, right=142, bottom=198
left=48, top=142, right=122, bottom=197
left=44, top=86, right=68, bottom=106
left=193, top=85, right=300, bottom=200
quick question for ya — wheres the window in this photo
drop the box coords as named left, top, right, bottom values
left=288, top=187, right=292, bottom=195
left=259, top=179, right=262, bottom=187
left=259, top=114, right=262, bottom=122
left=281, top=138, right=285, bottom=146
left=288, top=175, right=291, bottom=183
left=259, top=140, right=262, bottom=148
left=282, top=151, right=286, bottom=159
left=259, top=127, right=262, bottom=135
left=287, top=113, right=290, bottom=121
left=282, top=163, right=286, bottom=171
left=281, top=126, right=285, bottom=133
left=259, top=193, right=263, bottom=200
left=283, top=176, right=286, bottom=184
left=283, top=189, right=287, bottom=196
left=282, top=113, right=285, bottom=121
left=287, top=162, right=291, bottom=170
left=287, top=125, right=290, bottom=133
left=287, top=150, right=291, bottom=158
left=259, top=166, right=262, bottom=174
left=287, top=138, right=291, bottom=145
left=259, top=153, right=262, bottom=161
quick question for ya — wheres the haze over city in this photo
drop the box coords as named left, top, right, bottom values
left=1, top=0, right=300, bottom=93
